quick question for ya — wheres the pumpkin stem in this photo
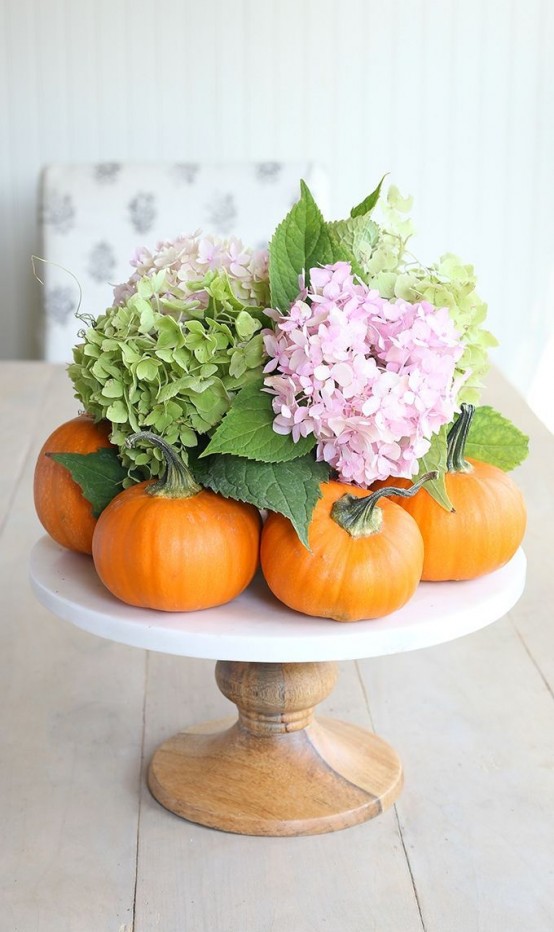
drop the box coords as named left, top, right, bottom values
left=331, top=471, right=438, bottom=539
left=126, top=431, right=202, bottom=499
left=447, top=404, right=475, bottom=473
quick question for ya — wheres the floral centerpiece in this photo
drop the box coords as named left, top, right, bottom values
left=34, top=177, right=528, bottom=621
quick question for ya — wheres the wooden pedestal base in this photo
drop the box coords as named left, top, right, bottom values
left=148, top=660, right=403, bottom=836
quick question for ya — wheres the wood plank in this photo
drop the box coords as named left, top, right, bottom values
left=482, top=367, right=554, bottom=691
left=356, top=365, right=554, bottom=930
left=359, top=616, right=554, bottom=931
left=0, top=362, right=54, bottom=531
left=133, top=655, right=424, bottom=932
left=0, top=366, right=144, bottom=931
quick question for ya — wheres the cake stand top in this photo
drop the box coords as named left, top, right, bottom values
left=30, top=537, right=526, bottom=663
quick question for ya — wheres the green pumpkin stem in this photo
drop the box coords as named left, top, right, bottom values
left=446, top=404, right=475, bottom=473
left=126, top=431, right=202, bottom=499
left=331, top=471, right=438, bottom=539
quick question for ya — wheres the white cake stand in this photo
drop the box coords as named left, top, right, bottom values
left=30, top=536, right=526, bottom=837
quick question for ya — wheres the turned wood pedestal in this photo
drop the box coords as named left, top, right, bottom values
left=30, top=537, right=526, bottom=837
left=148, top=660, right=402, bottom=835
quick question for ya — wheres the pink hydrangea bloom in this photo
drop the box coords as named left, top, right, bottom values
left=113, top=231, right=269, bottom=307
left=263, top=262, right=464, bottom=485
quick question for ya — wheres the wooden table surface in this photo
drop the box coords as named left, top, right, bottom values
left=1, top=362, right=553, bottom=932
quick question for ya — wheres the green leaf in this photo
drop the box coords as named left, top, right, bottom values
left=414, top=427, right=454, bottom=511
left=269, top=179, right=334, bottom=311
left=325, top=228, right=360, bottom=273
left=49, top=449, right=128, bottom=518
left=194, top=453, right=331, bottom=548
left=327, top=215, right=379, bottom=275
left=350, top=174, right=388, bottom=218
left=465, top=406, right=529, bottom=471
left=201, top=379, right=316, bottom=463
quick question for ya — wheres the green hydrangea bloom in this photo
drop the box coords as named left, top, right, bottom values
left=359, top=186, right=496, bottom=403
left=391, top=254, right=497, bottom=403
left=68, top=270, right=268, bottom=482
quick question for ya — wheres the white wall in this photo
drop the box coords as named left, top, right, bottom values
left=2, top=0, right=553, bottom=407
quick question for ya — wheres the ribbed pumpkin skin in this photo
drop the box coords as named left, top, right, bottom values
left=92, top=482, right=261, bottom=611
left=34, top=414, right=112, bottom=554
left=260, top=481, right=424, bottom=622
left=373, top=459, right=527, bottom=580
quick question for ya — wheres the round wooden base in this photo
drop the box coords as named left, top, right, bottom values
left=147, top=660, right=403, bottom=836
left=148, top=717, right=402, bottom=836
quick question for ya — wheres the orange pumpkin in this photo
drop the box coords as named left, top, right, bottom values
left=260, top=477, right=430, bottom=622
left=373, top=405, right=527, bottom=580
left=92, top=431, right=261, bottom=612
left=34, top=414, right=113, bottom=554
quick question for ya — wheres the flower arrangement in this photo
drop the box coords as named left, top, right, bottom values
left=35, top=176, right=529, bottom=621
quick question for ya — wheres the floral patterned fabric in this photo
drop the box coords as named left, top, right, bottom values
left=39, top=161, right=328, bottom=361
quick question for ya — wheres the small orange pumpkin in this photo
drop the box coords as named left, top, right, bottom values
left=34, top=414, right=113, bottom=554
left=260, top=476, right=432, bottom=622
left=373, top=405, right=527, bottom=581
left=92, top=431, right=261, bottom=612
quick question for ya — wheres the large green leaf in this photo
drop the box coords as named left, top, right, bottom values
left=327, top=215, right=379, bottom=279
left=194, top=453, right=330, bottom=549
left=268, top=180, right=334, bottom=311
left=465, top=406, right=529, bottom=470
left=201, top=379, right=316, bottom=463
left=49, top=448, right=128, bottom=517
left=350, top=174, right=388, bottom=218
left=414, top=427, right=454, bottom=511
